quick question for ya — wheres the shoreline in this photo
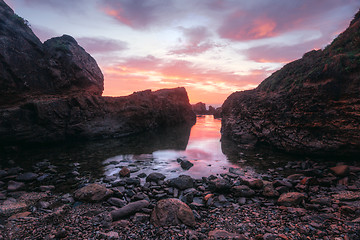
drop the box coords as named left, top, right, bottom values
left=1, top=158, right=359, bottom=239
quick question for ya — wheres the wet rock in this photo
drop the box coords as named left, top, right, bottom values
left=300, top=177, right=318, bottom=186
left=73, top=183, right=113, bottom=202
left=125, top=178, right=140, bottom=186
left=119, top=167, right=131, bottom=178
left=16, top=172, right=39, bottom=182
left=273, top=180, right=293, bottom=188
left=99, top=231, right=119, bottom=239
left=278, top=192, right=306, bottom=207
left=8, top=167, right=23, bottom=175
left=330, top=165, right=350, bottom=177
left=146, top=172, right=166, bottom=183
left=151, top=198, right=195, bottom=227
left=232, top=185, right=255, bottom=197
left=208, top=178, right=232, bottom=193
left=107, top=197, right=127, bottom=208
left=111, top=200, right=149, bottom=221
left=229, top=167, right=243, bottom=175
left=241, top=178, right=264, bottom=189
left=180, top=160, right=194, bottom=170
left=7, top=180, right=25, bottom=192
left=168, top=175, right=194, bottom=190
left=137, top=173, right=147, bottom=178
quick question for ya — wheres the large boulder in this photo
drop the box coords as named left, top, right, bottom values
left=150, top=198, right=195, bottom=227
left=111, top=200, right=150, bottom=221
left=221, top=10, right=360, bottom=156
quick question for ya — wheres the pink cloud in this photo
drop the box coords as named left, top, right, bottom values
left=218, top=0, right=360, bottom=41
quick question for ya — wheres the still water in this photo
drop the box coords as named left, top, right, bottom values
left=104, top=115, right=239, bottom=179
left=1, top=115, right=305, bottom=187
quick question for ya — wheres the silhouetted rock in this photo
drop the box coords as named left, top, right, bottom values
left=213, top=107, right=222, bottom=119
left=221, top=10, right=360, bottom=156
left=0, top=1, right=196, bottom=145
left=192, top=102, right=207, bottom=114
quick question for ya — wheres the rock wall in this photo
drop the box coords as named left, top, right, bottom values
left=221, top=10, right=360, bottom=156
left=0, top=1, right=195, bottom=145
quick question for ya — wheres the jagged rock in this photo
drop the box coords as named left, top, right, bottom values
left=150, top=198, right=195, bottom=227
left=221, top=10, right=360, bottom=156
left=278, top=192, right=306, bottom=207
left=73, top=183, right=113, bottom=202
left=110, top=200, right=149, bottom=221
left=180, top=159, right=194, bottom=170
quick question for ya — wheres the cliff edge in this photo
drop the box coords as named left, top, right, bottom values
left=221, top=9, right=360, bottom=156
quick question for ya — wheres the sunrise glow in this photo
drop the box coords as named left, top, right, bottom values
left=6, top=0, right=360, bottom=105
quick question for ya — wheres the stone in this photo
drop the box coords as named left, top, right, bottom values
left=278, top=192, right=306, bottom=207
left=208, top=230, right=246, bottom=240
left=168, top=175, right=194, bottom=190
left=180, top=160, right=194, bottom=170
left=151, top=198, right=195, bottom=227
left=99, top=231, right=119, bottom=239
left=287, top=174, right=304, bottom=181
left=39, top=185, right=55, bottom=192
left=0, top=201, right=28, bottom=217
left=7, top=181, right=25, bottom=192
left=73, top=183, right=113, bottom=202
left=332, top=191, right=360, bottom=201
left=16, top=172, right=39, bottom=182
left=232, top=185, right=255, bottom=197
left=134, top=213, right=150, bottom=222
left=262, top=185, right=279, bottom=198
left=146, top=172, right=166, bottom=182
left=330, top=165, right=350, bottom=177
left=107, top=197, right=127, bottom=208
left=208, top=178, right=232, bottom=193
left=8, top=211, right=31, bottom=220
left=111, top=200, right=149, bottom=221
left=0, top=170, right=7, bottom=178
left=119, top=167, right=130, bottom=178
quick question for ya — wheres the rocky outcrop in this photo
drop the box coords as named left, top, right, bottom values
left=192, top=102, right=216, bottom=115
left=0, top=1, right=195, bottom=145
left=221, top=10, right=360, bottom=156
left=0, top=87, right=195, bottom=144
left=0, top=0, right=103, bottom=105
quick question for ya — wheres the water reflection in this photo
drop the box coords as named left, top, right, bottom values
left=104, top=115, right=241, bottom=179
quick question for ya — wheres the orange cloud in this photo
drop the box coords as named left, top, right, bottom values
left=101, top=57, right=270, bottom=105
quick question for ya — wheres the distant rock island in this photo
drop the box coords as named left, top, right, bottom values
left=0, top=0, right=195, bottom=145
left=192, top=102, right=221, bottom=118
left=222, top=10, right=360, bottom=156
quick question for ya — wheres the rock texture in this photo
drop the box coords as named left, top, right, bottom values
left=0, top=1, right=195, bottom=145
left=221, top=10, right=360, bottom=156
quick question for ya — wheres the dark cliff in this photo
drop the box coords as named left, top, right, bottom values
left=221, top=10, right=360, bottom=156
left=0, top=1, right=195, bottom=145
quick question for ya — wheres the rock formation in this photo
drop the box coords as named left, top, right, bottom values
left=0, top=0, right=195, bottom=145
left=192, top=102, right=216, bottom=115
left=221, top=10, right=360, bottom=156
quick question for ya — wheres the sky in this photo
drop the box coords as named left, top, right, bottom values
left=5, top=0, right=360, bottom=106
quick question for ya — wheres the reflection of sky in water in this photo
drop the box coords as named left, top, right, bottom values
left=104, top=115, right=239, bottom=179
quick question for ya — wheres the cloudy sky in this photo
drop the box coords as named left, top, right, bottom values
left=5, top=0, right=360, bottom=105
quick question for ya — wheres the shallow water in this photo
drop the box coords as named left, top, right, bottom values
left=2, top=115, right=347, bottom=186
